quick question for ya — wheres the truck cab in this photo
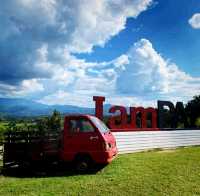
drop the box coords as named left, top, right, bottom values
left=60, top=115, right=117, bottom=170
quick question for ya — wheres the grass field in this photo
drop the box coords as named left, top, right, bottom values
left=0, top=146, right=200, bottom=196
left=0, top=122, right=33, bottom=133
left=0, top=122, right=8, bottom=131
left=0, top=122, right=7, bottom=141
left=0, top=122, right=29, bottom=129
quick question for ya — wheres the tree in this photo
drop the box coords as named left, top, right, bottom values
left=48, top=110, right=62, bottom=132
left=35, top=110, right=62, bottom=132
left=7, top=121, right=17, bottom=131
left=185, top=95, right=200, bottom=128
left=35, top=117, right=49, bottom=133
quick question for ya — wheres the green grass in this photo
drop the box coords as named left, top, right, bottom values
left=1, top=147, right=200, bottom=196
left=0, top=122, right=33, bottom=132
left=0, top=122, right=8, bottom=131
left=0, top=122, right=8, bottom=142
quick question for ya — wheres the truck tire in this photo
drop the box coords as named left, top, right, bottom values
left=74, top=155, right=92, bottom=172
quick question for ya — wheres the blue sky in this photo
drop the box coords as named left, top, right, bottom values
left=0, top=0, right=200, bottom=107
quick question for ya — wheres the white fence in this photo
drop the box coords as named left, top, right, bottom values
left=113, top=130, right=200, bottom=154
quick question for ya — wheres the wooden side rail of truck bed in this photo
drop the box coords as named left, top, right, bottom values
left=3, top=131, right=61, bottom=167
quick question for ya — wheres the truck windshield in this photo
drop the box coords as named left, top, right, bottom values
left=90, top=116, right=109, bottom=133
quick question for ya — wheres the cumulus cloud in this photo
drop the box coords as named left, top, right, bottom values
left=38, top=39, right=200, bottom=107
left=189, top=13, right=200, bottom=29
left=39, top=90, right=92, bottom=107
left=114, top=54, right=129, bottom=70
left=0, top=0, right=152, bottom=95
left=0, top=79, right=44, bottom=97
left=116, top=39, right=200, bottom=101
left=20, top=79, right=44, bottom=93
left=1, top=1, right=199, bottom=107
left=68, top=0, right=153, bottom=53
left=39, top=90, right=156, bottom=108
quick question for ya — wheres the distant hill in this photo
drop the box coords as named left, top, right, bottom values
left=0, top=98, right=111, bottom=117
left=0, top=98, right=94, bottom=117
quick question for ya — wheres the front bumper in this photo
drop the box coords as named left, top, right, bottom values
left=94, top=146, right=118, bottom=164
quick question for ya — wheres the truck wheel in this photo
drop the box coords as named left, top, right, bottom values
left=75, top=156, right=92, bottom=172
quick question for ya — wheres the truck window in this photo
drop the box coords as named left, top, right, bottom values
left=90, top=116, right=109, bottom=133
left=69, top=119, right=95, bottom=133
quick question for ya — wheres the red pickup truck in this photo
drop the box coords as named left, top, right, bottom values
left=3, top=115, right=117, bottom=171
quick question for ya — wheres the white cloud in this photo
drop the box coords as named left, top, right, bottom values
left=11, top=0, right=153, bottom=52
left=0, top=0, right=153, bottom=97
left=1, top=0, right=153, bottom=52
left=18, top=0, right=57, bottom=25
left=39, top=90, right=95, bottom=107
left=107, top=95, right=156, bottom=108
left=189, top=13, right=200, bottom=29
left=38, top=38, right=200, bottom=107
left=20, top=79, right=44, bottom=93
left=0, top=79, right=44, bottom=97
left=74, top=76, right=115, bottom=96
left=116, top=39, right=200, bottom=101
left=33, top=45, right=117, bottom=101
left=68, top=0, right=153, bottom=53
left=38, top=90, right=156, bottom=108
left=114, top=54, right=129, bottom=70
left=1, top=0, right=58, bottom=39
left=1, top=1, right=199, bottom=107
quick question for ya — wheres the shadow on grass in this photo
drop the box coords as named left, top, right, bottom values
left=0, top=162, right=107, bottom=178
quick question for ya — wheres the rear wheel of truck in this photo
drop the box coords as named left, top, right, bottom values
left=74, top=155, right=93, bottom=173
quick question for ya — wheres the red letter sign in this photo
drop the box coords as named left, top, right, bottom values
left=108, top=106, right=127, bottom=129
left=93, top=96, right=105, bottom=120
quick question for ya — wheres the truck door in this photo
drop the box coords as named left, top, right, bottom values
left=63, top=117, right=102, bottom=161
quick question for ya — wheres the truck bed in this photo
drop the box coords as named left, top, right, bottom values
left=3, top=130, right=61, bottom=167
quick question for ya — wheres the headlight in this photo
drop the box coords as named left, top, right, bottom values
left=103, top=142, right=112, bottom=150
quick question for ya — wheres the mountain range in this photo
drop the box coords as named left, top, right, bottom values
left=0, top=98, right=98, bottom=117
